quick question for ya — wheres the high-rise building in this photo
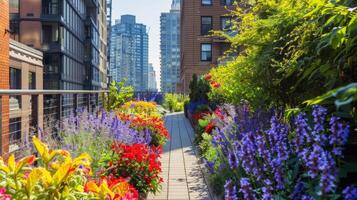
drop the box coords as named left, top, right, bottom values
left=148, top=64, right=158, bottom=92
left=110, top=15, right=149, bottom=91
left=9, top=0, right=108, bottom=90
left=160, top=0, right=181, bottom=93
left=179, top=0, right=234, bottom=93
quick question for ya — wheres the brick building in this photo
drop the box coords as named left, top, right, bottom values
left=179, top=0, right=234, bottom=93
left=0, top=0, right=10, bottom=156
left=9, top=39, right=43, bottom=154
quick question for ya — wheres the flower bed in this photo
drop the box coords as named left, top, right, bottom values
left=0, top=100, right=169, bottom=200
left=194, top=104, right=357, bottom=199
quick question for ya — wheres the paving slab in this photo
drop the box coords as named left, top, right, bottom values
left=148, top=113, right=213, bottom=200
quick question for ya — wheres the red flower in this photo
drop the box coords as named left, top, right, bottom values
left=204, top=73, right=212, bottom=81
left=205, top=122, right=215, bottom=134
left=211, top=81, right=221, bottom=88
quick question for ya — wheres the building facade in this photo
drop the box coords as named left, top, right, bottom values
left=9, top=0, right=108, bottom=90
left=110, top=15, right=149, bottom=91
left=160, top=0, right=181, bottom=93
left=0, top=0, right=10, bottom=157
left=148, top=64, right=158, bottom=92
left=9, top=39, right=43, bottom=154
left=179, top=0, right=233, bottom=93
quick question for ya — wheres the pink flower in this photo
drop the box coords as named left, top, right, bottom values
left=0, top=188, right=11, bottom=200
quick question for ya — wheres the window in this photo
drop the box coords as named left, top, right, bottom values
left=29, top=72, right=36, bottom=89
left=221, top=0, right=235, bottom=6
left=221, top=17, right=232, bottom=30
left=9, top=118, right=21, bottom=152
left=42, top=0, right=59, bottom=15
left=202, top=0, right=212, bottom=6
left=10, top=0, right=19, bottom=15
left=10, top=68, right=21, bottom=89
left=201, top=43, right=212, bottom=61
left=201, top=16, right=212, bottom=35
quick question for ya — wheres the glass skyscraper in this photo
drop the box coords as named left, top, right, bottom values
left=110, top=15, right=149, bottom=91
left=160, top=0, right=181, bottom=93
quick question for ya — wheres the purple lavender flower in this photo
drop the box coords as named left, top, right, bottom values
left=311, top=105, right=328, bottom=144
left=239, top=178, right=256, bottom=200
left=343, top=186, right=357, bottom=200
left=301, top=195, right=313, bottom=200
left=291, top=181, right=304, bottom=200
left=294, top=113, right=312, bottom=151
left=329, top=116, right=350, bottom=149
left=228, top=151, right=239, bottom=169
left=224, top=179, right=238, bottom=200
left=204, top=159, right=215, bottom=174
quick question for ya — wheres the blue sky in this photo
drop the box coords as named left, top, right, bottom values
left=112, top=0, right=173, bottom=88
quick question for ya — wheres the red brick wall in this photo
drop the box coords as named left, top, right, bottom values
left=0, top=0, right=10, bottom=156
left=180, top=0, right=232, bottom=93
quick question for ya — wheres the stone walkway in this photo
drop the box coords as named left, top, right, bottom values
left=148, top=112, right=213, bottom=200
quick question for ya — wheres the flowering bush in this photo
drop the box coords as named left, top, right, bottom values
left=118, top=114, right=169, bottom=147
left=44, top=110, right=150, bottom=173
left=120, top=101, right=161, bottom=117
left=102, top=143, right=163, bottom=195
left=202, top=105, right=356, bottom=199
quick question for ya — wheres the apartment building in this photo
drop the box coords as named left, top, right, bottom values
left=9, top=39, right=43, bottom=154
left=9, top=0, right=108, bottom=90
left=160, top=0, right=181, bottom=93
left=110, top=15, right=149, bottom=91
left=179, top=0, right=234, bottom=93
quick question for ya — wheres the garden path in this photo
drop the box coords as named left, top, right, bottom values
left=148, top=112, right=213, bottom=200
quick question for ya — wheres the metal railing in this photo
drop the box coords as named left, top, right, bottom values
left=0, top=89, right=108, bottom=157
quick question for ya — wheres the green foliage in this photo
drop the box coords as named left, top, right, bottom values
left=0, top=137, right=92, bottom=200
left=305, top=83, right=357, bottom=132
left=163, top=93, right=189, bottom=112
left=210, top=0, right=357, bottom=108
left=105, top=80, right=134, bottom=111
left=189, top=74, right=210, bottom=102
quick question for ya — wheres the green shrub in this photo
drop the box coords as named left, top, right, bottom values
left=105, top=80, right=134, bottom=111
left=209, top=0, right=357, bottom=108
left=163, top=93, right=189, bottom=112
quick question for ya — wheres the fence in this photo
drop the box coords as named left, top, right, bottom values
left=0, top=89, right=108, bottom=157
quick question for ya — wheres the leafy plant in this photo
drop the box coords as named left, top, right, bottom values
left=189, top=74, right=210, bottom=103
left=106, top=80, right=134, bottom=111
left=163, top=93, right=189, bottom=112
left=210, top=0, right=357, bottom=108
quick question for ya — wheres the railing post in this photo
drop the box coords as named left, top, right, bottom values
left=87, top=93, right=91, bottom=113
left=95, top=93, right=99, bottom=109
left=57, top=94, right=62, bottom=125
left=73, top=94, right=78, bottom=116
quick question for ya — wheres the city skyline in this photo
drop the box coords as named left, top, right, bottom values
left=112, top=0, right=172, bottom=90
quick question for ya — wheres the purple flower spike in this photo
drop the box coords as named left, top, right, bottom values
left=343, top=186, right=357, bottom=200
